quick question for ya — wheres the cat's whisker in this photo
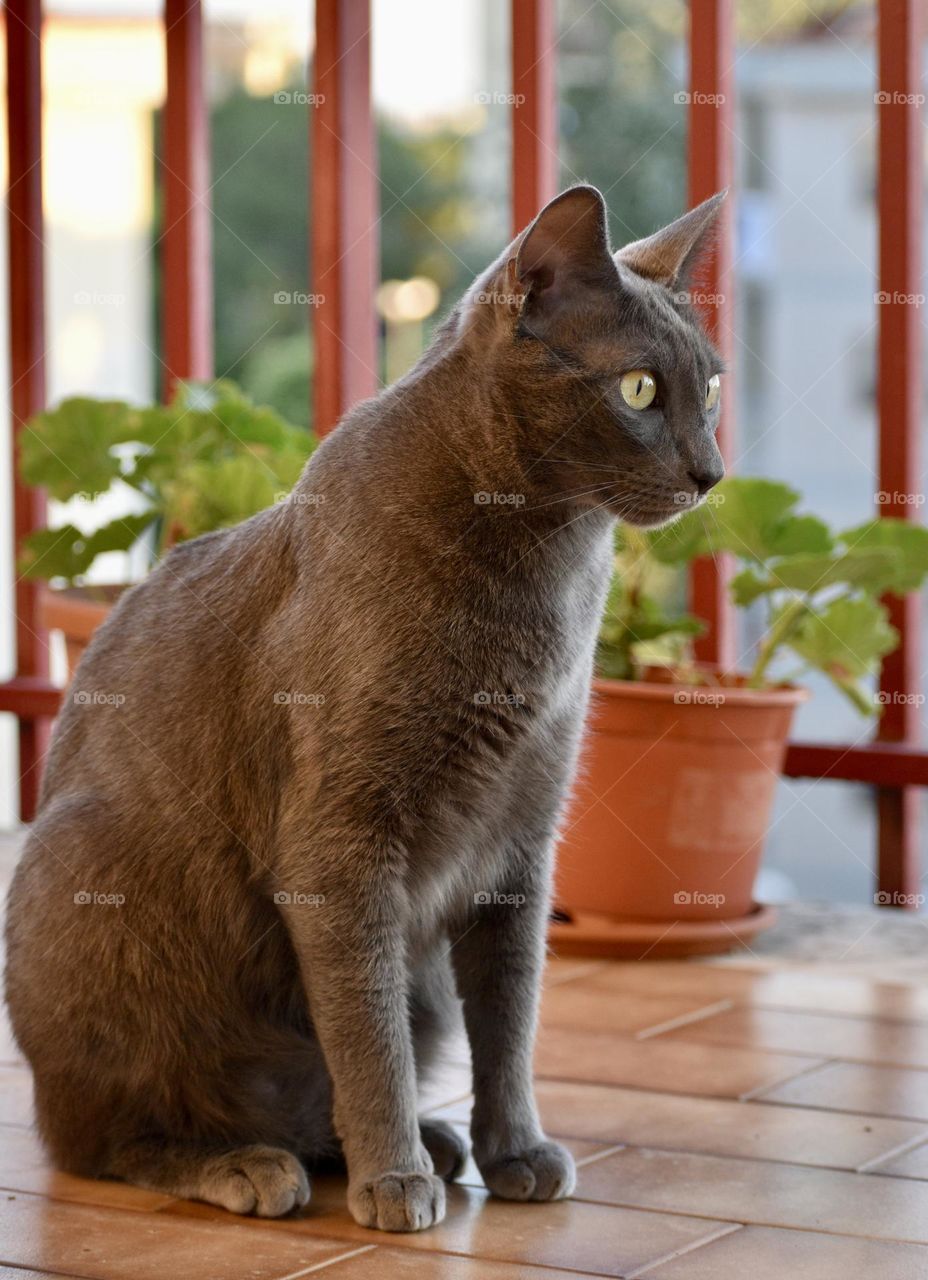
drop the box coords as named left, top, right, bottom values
left=476, top=481, right=619, bottom=518
left=520, top=483, right=618, bottom=514
left=523, top=456, right=620, bottom=471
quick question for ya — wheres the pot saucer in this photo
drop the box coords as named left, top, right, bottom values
left=548, top=902, right=777, bottom=959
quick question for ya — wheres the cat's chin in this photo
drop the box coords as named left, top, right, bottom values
left=620, top=506, right=687, bottom=530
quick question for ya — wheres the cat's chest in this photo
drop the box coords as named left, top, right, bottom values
left=442, top=543, right=609, bottom=842
left=403, top=530, right=612, bottom=930
left=501, top=534, right=612, bottom=701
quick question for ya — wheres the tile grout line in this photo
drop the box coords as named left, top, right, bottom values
left=634, top=999, right=735, bottom=1041
left=562, top=1181, right=928, bottom=1246
left=533, top=1052, right=829, bottom=1097
left=625, top=1222, right=744, bottom=1279
left=569, top=980, right=928, bottom=1027
left=574, top=1141, right=627, bottom=1167
left=747, top=1000, right=928, bottom=1028
left=0, top=1257, right=89, bottom=1280
left=740, top=1055, right=841, bottom=1101
left=775, top=998, right=928, bottom=1025
left=0, top=1182, right=177, bottom=1214
left=653, top=1030, right=928, bottom=1074
left=420, top=1090, right=473, bottom=1115
left=573, top=1136, right=928, bottom=1179
left=538, top=1018, right=826, bottom=1060
left=856, top=1130, right=928, bottom=1175
left=544, top=960, right=611, bottom=988
left=271, top=1219, right=672, bottom=1278
left=754, top=1094, right=928, bottom=1125
left=277, top=1244, right=378, bottom=1279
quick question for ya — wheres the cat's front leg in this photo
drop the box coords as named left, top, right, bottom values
left=277, top=833, right=445, bottom=1232
left=451, top=848, right=575, bottom=1202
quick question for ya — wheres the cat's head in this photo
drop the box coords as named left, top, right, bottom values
left=465, top=185, right=726, bottom=528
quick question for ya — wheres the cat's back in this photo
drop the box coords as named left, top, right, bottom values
left=40, top=502, right=301, bottom=805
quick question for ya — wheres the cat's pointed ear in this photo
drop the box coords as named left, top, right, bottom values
left=513, top=186, right=615, bottom=322
left=615, top=191, right=727, bottom=289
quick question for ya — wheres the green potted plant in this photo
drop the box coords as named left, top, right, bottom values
left=19, top=380, right=315, bottom=672
left=553, top=477, right=928, bottom=957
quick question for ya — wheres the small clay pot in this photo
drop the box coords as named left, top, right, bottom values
left=553, top=671, right=806, bottom=956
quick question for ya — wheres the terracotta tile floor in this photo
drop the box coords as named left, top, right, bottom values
left=3, top=829, right=928, bottom=1277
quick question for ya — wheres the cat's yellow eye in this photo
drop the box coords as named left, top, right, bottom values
left=706, top=374, right=721, bottom=411
left=620, top=370, right=657, bottom=410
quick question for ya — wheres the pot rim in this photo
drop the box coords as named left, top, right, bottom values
left=592, top=673, right=810, bottom=708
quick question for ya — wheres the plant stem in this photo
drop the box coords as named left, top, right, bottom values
left=749, top=595, right=809, bottom=688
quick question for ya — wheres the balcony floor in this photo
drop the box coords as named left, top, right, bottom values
left=2, top=829, right=928, bottom=1278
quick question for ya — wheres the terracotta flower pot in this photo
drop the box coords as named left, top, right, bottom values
left=39, top=585, right=122, bottom=678
left=552, top=671, right=807, bottom=957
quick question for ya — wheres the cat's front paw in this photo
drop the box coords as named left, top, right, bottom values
left=479, top=1140, right=575, bottom=1202
left=348, top=1170, right=446, bottom=1232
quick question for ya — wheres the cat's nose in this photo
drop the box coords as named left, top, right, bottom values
left=688, top=465, right=724, bottom=496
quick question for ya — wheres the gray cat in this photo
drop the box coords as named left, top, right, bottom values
left=4, top=185, right=724, bottom=1232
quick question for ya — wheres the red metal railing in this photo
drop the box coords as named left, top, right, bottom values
left=0, top=0, right=924, bottom=902
left=162, top=0, right=213, bottom=395
left=3, top=0, right=51, bottom=821
left=312, top=0, right=378, bottom=434
left=781, top=0, right=924, bottom=901
left=511, top=0, right=558, bottom=235
left=687, top=0, right=735, bottom=669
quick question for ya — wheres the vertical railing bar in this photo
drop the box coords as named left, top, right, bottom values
left=875, top=0, right=922, bottom=903
left=6, top=0, right=49, bottom=822
left=511, top=0, right=558, bottom=237
left=162, top=0, right=212, bottom=397
left=311, top=0, right=377, bottom=436
left=687, top=0, right=735, bottom=668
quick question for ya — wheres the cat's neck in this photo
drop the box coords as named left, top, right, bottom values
left=300, top=276, right=617, bottom=574
left=386, top=355, right=596, bottom=519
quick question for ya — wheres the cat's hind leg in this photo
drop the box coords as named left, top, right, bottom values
left=308, top=1118, right=468, bottom=1182
left=106, top=1139, right=310, bottom=1217
left=419, top=1118, right=468, bottom=1181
